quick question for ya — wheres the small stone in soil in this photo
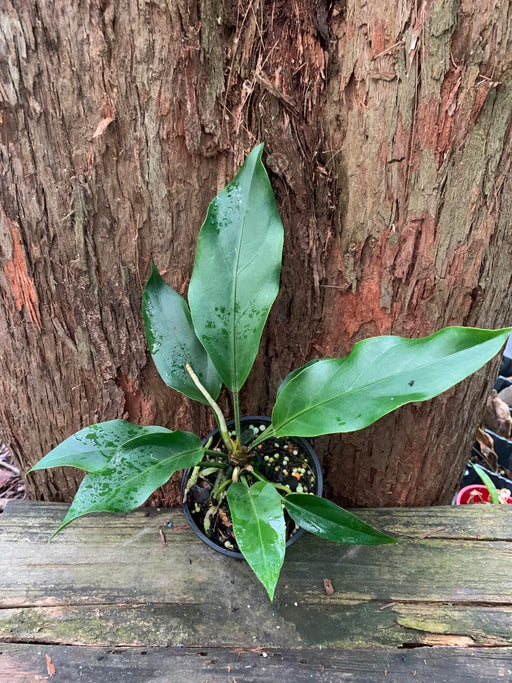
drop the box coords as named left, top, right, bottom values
left=189, top=484, right=211, bottom=504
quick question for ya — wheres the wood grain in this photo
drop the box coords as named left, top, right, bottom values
left=1, top=501, right=512, bottom=652
left=2, top=643, right=512, bottom=683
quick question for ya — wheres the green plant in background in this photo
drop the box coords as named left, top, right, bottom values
left=30, top=144, right=512, bottom=599
left=470, top=463, right=511, bottom=504
left=471, top=463, right=501, bottom=503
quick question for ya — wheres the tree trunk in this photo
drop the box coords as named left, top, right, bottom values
left=1, top=0, right=511, bottom=506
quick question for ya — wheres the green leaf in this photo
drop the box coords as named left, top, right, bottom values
left=471, top=463, right=500, bottom=504
left=29, top=421, right=172, bottom=473
left=188, top=144, right=284, bottom=392
left=143, top=266, right=222, bottom=403
left=271, top=326, right=512, bottom=437
left=227, top=480, right=285, bottom=600
left=284, top=494, right=396, bottom=545
left=276, top=358, right=321, bottom=397
left=52, top=431, right=203, bottom=537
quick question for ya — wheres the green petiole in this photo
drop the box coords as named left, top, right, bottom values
left=186, top=363, right=235, bottom=453
left=250, top=426, right=276, bottom=448
left=243, top=466, right=292, bottom=496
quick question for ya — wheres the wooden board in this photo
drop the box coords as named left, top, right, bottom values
left=2, top=643, right=512, bottom=683
left=1, top=501, right=512, bottom=680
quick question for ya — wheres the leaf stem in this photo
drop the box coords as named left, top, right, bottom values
left=216, top=477, right=234, bottom=496
left=203, top=448, right=228, bottom=459
left=244, top=466, right=292, bottom=496
left=199, top=461, right=229, bottom=469
left=233, top=389, right=241, bottom=443
left=251, top=425, right=275, bottom=448
left=186, top=363, right=234, bottom=453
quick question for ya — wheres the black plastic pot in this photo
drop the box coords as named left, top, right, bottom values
left=494, top=376, right=512, bottom=393
left=483, top=429, right=512, bottom=472
left=472, top=424, right=512, bottom=473
left=456, top=462, right=512, bottom=497
left=499, top=352, right=512, bottom=379
left=181, top=415, right=323, bottom=559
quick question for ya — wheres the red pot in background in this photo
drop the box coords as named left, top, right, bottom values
left=455, top=484, right=512, bottom=505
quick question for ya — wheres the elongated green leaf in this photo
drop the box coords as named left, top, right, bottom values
left=143, top=266, right=222, bottom=403
left=227, top=480, right=285, bottom=600
left=188, top=144, right=284, bottom=392
left=52, top=431, right=203, bottom=537
left=271, top=326, right=512, bottom=437
left=29, top=421, right=172, bottom=473
left=284, top=494, right=396, bottom=545
left=471, top=463, right=500, bottom=504
left=276, top=358, right=321, bottom=397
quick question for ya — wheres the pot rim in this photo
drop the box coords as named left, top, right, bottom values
left=181, top=415, right=323, bottom=559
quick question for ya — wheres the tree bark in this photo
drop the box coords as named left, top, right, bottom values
left=1, top=0, right=511, bottom=506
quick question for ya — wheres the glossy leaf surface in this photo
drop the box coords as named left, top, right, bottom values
left=143, top=266, right=222, bottom=403
left=188, top=144, right=284, bottom=391
left=29, top=421, right=172, bottom=473
left=52, top=431, right=203, bottom=536
left=276, top=358, right=321, bottom=397
left=284, top=494, right=396, bottom=544
left=271, top=326, right=512, bottom=437
left=227, top=480, right=285, bottom=600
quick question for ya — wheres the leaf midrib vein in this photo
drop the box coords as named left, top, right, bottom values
left=229, top=166, right=259, bottom=390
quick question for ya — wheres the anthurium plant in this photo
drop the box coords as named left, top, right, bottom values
left=30, top=144, right=511, bottom=599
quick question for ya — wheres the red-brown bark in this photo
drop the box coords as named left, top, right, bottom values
left=1, top=0, right=511, bottom=506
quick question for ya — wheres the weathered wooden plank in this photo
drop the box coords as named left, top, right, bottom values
left=4, top=499, right=512, bottom=540
left=2, top=502, right=512, bottom=650
left=0, top=602, right=511, bottom=649
left=1, top=506, right=511, bottom=607
left=2, top=643, right=512, bottom=683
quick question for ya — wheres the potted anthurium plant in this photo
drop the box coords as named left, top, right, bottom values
left=30, top=144, right=512, bottom=599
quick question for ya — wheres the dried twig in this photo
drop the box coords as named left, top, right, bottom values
left=418, top=526, right=446, bottom=539
left=159, top=529, right=168, bottom=548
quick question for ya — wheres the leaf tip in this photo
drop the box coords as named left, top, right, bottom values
left=48, top=527, right=62, bottom=542
left=147, top=264, right=162, bottom=286
left=49, top=514, right=76, bottom=541
left=264, top=580, right=277, bottom=601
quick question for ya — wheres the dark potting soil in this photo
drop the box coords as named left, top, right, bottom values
left=183, top=422, right=317, bottom=553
